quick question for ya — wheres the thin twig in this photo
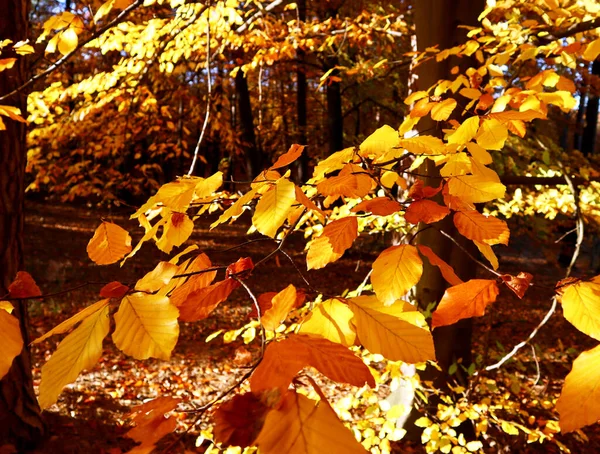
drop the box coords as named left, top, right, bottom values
left=172, top=266, right=227, bottom=279
left=2, top=281, right=107, bottom=301
left=187, top=10, right=212, bottom=176
left=531, top=344, right=541, bottom=387
left=437, top=229, right=501, bottom=277
left=234, top=277, right=266, bottom=357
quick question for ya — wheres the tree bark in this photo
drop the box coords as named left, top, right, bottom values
left=325, top=56, right=344, bottom=154
left=235, top=65, right=262, bottom=179
left=296, top=0, right=309, bottom=181
left=0, top=0, right=45, bottom=448
left=582, top=60, right=600, bottom=156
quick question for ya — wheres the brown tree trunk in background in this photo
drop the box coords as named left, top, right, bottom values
left=325, top=56, right=343, bottom=154
left=0, top=0, right=45, bottom=448
left=235, top=65, right=262, bottom=178
left=582, top=60, right=600, bottom=156
left=296, top=0, right=309, bottom=180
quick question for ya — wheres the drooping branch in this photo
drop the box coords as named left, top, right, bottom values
left=537, top=16, right=600, bottom=45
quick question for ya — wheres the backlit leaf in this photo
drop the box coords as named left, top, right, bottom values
left=135, top=261, right=179, bottom=293
left=349, top=295, right=435, bottom=363
left=112, top=293, right=179, bottom=360
left=476, top=119, right=508, bottom=150
left=583, top=38, right=600, bottom=62
left=432, top=280, right=499, bottom=328
left=453, top=210, right=509, bottom=245
left=168, top=253, right=216, bottom=307
left=294, top=186, right=325, bottom=220
left=211, top=187, right=258, bottom=229
left=33, top=299, right=110, bottom=344
left=359, top=125, right=399, bottom=159
left=178, top=279, right=239, bottom=322
left=156, top=212, right=194, bottom=254
left=447, top=116, right=480, bottom=145
left=38, top=304, right=109, bottom=409
left=430, top=98, right=457, bottom=121
left=57, top=28, right=78, bottom=55
left=0, top=309, right=23, bottom=381
left=398, top=136, right=446, bottom=155
left=501, top=272, right=533, bottom=299
left=261, top=284, right=297, bottom=330
left=250, top=334, right=375, bottom=394
left=126, top=396, right=180, bottom=452
left=405, top=199, right=450, bottom=225
left=270, top=144, right=305, bottom=170
left=474, top=240, right=499, bottom=270
left=99, top=281, right=130, bottom=299
left=372, top=245, right=423, bottom=305
left=317, top=164, right=372, bottom=198
left=87, top=221, right=132, bottom=265
left=306, top=217, right=358, bottom=270
left=214, top=392, right=272, bottom=448
left=560, top=278, right=600, bottom=340
left=252, top=178, right=296, bottom=238
left=298, top=299, right=356, bottom=347
left=417, top=245, right=463, bottom=286
left=556, top=344, right=600, bottom=432
left=8, top=271, right=42, bottom=298
left=351, top=197, right=402, bottom=216
left=255, top=391, right=367, bottom=454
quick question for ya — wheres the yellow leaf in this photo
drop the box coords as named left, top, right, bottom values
left=0, top=105, right=27, bottom=122
left=466, top=142, right=492, bottom=164
left=211, top=187, right=258, bottom=229
left=417, top=245, right=463, bottom=286
left=306, top=217, right=358, bottom=270
left=261, top=284, right=297, bottom=331
left=397, top=136, right=446, bottom=155
left=94, top=0, right=114, bottom=23
left=556, top=344, right=600, bottom=432
left=404, top=91, right=429, bottom=105
left=57, top=28, right=78, bottom=55
left=432, top=280, right=499, bottom=328
left=583, top=38, right=600, bottom=62
left=0, top=309, right=23, bottom=380
left=440, top=152, right=471, bottom=177
left=453, top=210, right=509, bottom=245
left=133, top=179, right=196, bottom=219
left=0, top=301, right=14, bottom=313
left=194, top=171, right=223, bottom=199
left=474, top=240, right=499, bottom=270
left=294, top=186, right=325, bottom=221
left=33, top=299, right=110, bottom=344
left=112, top=293, right=179, bottom=360
left=252, top=178, right=296, bottom=238
left=448, top=116, right=480, bottom=145
left=372, top=245, right=423, bottom=305
left=135, top=261, right=179, bottom=293
left=298, top=299, right=356, bottom=347
left=447, top=160, right=506, bottom=204
left=430, top=98, right=457, bottom=121
left=87, top=221, right=132, bottom=265
left=476, top=119, right=508, bottom=150
left=255, top=391, right=368, bottom=454
left=38, top=304, right=109, bottom=409
left=0, top=58, right=16, bottom=71
left=349, top=296, right=435, bottom=363
left=359, top=125, right=399, bottom=159
left=156, top=212, right=194, bottom=253
left=560, top=279, right=600, bottom=341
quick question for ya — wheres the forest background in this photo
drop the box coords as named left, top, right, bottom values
left=2, top=0, right=600, bottom=453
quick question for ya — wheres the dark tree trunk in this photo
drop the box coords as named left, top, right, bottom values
left=235, top=66, right=262, bottom=179
left=325, top=57, right=344, bottom=154
left=296, top=0, right=309, bottom=180
left=0, top=0, right=45, bottom=448
left=582, top=60, right=600, bottom=155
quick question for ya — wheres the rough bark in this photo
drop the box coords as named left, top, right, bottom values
left=234, top=65, right=262, bottom=178
left=0, top=0, right=45, bottom=448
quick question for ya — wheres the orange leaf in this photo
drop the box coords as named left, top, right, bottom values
left=372, top=245, right=423, bottom=305
left=417, top=245, right=463, bottom=286
left=226, top=257, right=254, bottom=280
left=501, top=272, right=533, bottom=299
left=8, top=271, right=41, bottom=298
left=407, top=180, right=442, bottom=200
left=261, top=284, right=297, bottom=330
left=405, top=200, right=450, bottom=224
left=250, top=290, right=305, bottom=318
left=306, top=217, right=358, bottom=270
left=294, top=186, right=325, bottom=220
left=316, top=164, right=372, bottom=198
left=351, top=197, right=402, bottom=216
left=453, top=211, right=509, bottom=245
left=126, top=397, right=180, bottom=451
left=87, top=221, right=132, bottom=265
left=169, top=254, right=217, bottom=307
left=213, top=392, right=273, bottom=448
left=99, top=281, right=130, bottom=299
left=178, top=279, right=239, bottom=322
left=270, top=144, right=305, bottom=170
left=250, top=334, right=375, bottom=394
left=432, top=279, right=499, bottom=328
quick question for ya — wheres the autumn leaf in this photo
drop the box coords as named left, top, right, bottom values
left=178, top=279, right=239, bottom=322
left=432, top=279, right=499, bottom=328
left=351, top=197, right=402, bottom=216
left=252, top=177, right=296, bottom=238
left=8, top=271, right=42, bottom=298
left=126, top=396, right=180, bottom=452
left=349, top=295, right=435, bottom=363
left=270, top=144, right=305, bottom=170
left=57, top=27, right=78, bottom=55
left=317, top=163, right=372, bottom=198
left=133, top=179, right=196, bottom=218
left=0, top=308, right=23, bottom=381
left=474, top=240, right=499, bottom=270
left=398, top=136, right=446, bottom=155
left=556, top=344, right=600, bottom=433
left=33, top=299, right=111, bottom=344
left=371, top=244, right=423, bottom=305
left=407, top=180, right=443, bottom=200
left=87, top=221, right=132, bottom=265
left=453, top=210, right=509, bottom=245
left=99, top=281, right=130, bottom=299
left=417, top=245, right=463, bottom=286
left=226, top=256, right=255, bottom=279
left=447, top=116, right=480, bottom=145
left=168, top=254, right=216, bottom=307
left=583, top=37, right=600, bottom=61
left=359, top=125, right=399, bottom=159
left=560, top=278, right=600, bottom=341
left=156, top=212, right=194, bottom=254
left=255, top=391, right=367, bottom=454
left=306, top=217, right=358, bottom=270
left=135, top=261, right=179, bottom=293
left=261, top=284, right=297, bottom=330
left=211, top=187, right=258, bottom=229
left=447, top=160, right=506, bottom=204
left=405, top=199, right=450, bottom=224
left=38, top=304, right=110, bottom=409
left=298, top=299, right=356, bottom=347
left=112, top=293, right=179, bottom=360
left=430, top=98, right=457, bottom=121
left=214, top=392, right=273, bottom=448
left=476, top=118, right=508, bottom=150
left=294, top=186, right=325, bottom=220
left=501, top=272, right=533, bottom=299
left=250, top=334, right=375, bottom=394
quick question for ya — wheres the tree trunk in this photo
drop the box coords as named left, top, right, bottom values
left=0, top=0, right=45, bottom=448
left=235, top=66, right=262, bottom=179
left=296, top=0, right=309, bottom=180
left=581, top=60, right=600, bottom=155
left=325, top=56, right=343, bottom=154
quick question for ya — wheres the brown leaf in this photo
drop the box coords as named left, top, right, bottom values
left=178, top=279, right=239, bottom=322
left=99, top=281, right=130, bottom=299
left=501, top=272, right=533, bottom=299
left=213, top=393, right=272, bottom=448
left=226, top=257, right=254, bottom=280
left=8, top=271, right=41, bottom=298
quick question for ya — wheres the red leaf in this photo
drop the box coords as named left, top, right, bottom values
left=99, top=281, right=130, bottom=299
left=8, top=271, right=41, bottom=298
left=213, top=393, right=273, bottom=448
left=351, top=198, right=402, bottom=216
left=405, top=199, right=450, bottom=224
left=226, top=257, right=254, bottom=280
left=178, top=279, right=239, bottom=322
left=501, top=272, right=533, bottom=299
left=407, top=180, right=442, bottom=200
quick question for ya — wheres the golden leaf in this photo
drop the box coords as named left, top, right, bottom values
left=417, top=245, right=463, bottom=286
left=447, top=116, right=480, bottom=145
left=252, top=178, right=296, bottom=238
left=432, top=279, right=499, bottom=328
left=156, top=212, right=194, bottom=254
left=261, top=284, right=297, bottom=331
left=87, top=221, right=132, bottom=265
left=371, top=245, right=423, bottom=305
left=306, top=217, right=358, bottom=270
left=453, top=210, right=509, bottom=245
left=298, top=299, right=356, bottom=347
left=560, top=278, right=600, bottom=341
left=405, top=199, right=450, bottom=225
left=476, top=118, right=508, bottom=150
left=359, top=125, right=399, bottom=159
left=431, top=98, right=457, bottom=121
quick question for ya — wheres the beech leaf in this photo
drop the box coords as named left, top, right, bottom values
left=371, top=244, right=423, bottom=305
left=0, top=309, right=23, bottom=381
left=432, top=279, right=499, bottom=328
left=87, top=221, right=132, bottom=265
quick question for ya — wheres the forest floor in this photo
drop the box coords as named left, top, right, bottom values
left=17, top=200, right=600, bottom=454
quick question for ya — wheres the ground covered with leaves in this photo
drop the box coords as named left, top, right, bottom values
left=22, top=201, right=600, bottom=453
